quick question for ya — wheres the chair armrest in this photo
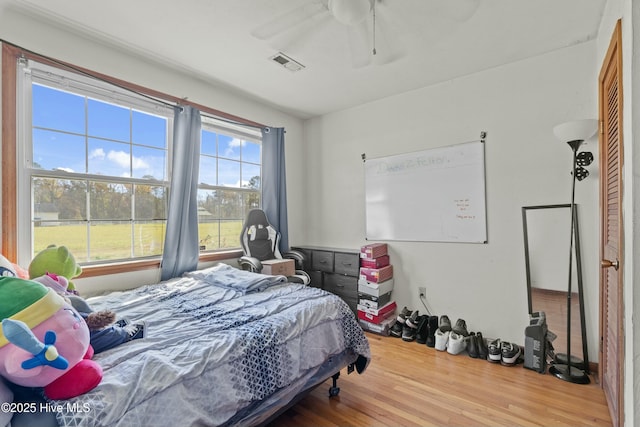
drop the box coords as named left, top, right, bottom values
left=282, top=249, right=306, bottom=270
left=238, top=256, right=263, bottom=273
left=290, top=270, right=311, bottom=285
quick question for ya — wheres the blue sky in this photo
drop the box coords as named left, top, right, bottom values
left=32, top=83, right=261, bottom=187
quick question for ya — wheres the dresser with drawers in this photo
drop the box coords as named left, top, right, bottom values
left=291, top=245, right=359, bottom=314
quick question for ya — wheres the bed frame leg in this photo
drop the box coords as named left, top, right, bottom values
left=328, top=372, right=340, bottom=397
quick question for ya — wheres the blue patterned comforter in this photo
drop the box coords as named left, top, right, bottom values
left=52, top=265, right=370, bottom=427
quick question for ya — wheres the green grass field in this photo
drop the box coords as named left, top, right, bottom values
left=34, top=221, right=243, bottom=263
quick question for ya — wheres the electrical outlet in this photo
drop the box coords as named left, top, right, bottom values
left=418, top=287, right=426, bottom=299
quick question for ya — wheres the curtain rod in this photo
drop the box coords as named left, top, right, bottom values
left=0, top=39, right=267, bottom=131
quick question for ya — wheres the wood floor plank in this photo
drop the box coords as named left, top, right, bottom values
left=267, top=332, right=612, bottom=427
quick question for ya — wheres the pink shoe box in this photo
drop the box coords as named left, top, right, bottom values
left=357, top=301, right=397, bottom=324
left=360, top=255, right=390, bottom=269
left=359, top=265, right=393, bottom=283
left=360, top=243, right=388, bottom=259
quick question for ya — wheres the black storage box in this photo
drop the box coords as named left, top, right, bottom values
left=524, top=311, right=548, bottom=373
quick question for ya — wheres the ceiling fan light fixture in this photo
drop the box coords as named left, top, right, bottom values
left=328, top=0, right=371, bottom=25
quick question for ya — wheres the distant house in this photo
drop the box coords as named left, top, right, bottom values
left=197, top=207, right=214, bottom=221
left=34, top=203, right=59, bottom=226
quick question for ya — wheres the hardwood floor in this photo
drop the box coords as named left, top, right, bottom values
left=268, top=332, right=612, bottom=427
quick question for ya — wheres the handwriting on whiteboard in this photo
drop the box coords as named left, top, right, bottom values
left=455, top=198, right=476, bottom=220
left=375, top=155, right=449, bottom=174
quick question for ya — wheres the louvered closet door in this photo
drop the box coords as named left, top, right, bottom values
left=599, top=19, right=623, bottom=427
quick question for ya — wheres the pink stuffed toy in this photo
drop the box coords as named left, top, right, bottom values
left=0, top=276, right=102, bottom=400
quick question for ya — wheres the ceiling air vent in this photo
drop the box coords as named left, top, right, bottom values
left=269, top=52, right=305, bottom=72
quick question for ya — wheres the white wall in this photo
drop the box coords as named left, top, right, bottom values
left=0, top=8, right=306, bottom=292
left=302, top=41, right=600, bottom=361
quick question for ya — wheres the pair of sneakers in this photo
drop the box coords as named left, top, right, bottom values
left=402, top=309, right=421, bottom=341
left=434, top=315, right=470, bottom=355
left=435, top=329, right=468, bottom=355
left=487, top=338, right=521, bottom=365
left=390, top=307, right=420, bottom=340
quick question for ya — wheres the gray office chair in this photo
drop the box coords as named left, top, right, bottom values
left=238, top=209, right=310, bottom=285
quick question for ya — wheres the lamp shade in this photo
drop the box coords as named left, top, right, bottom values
left=553, top=119, right=598, bottom=143
left=328, top=0, right=371, bottom=25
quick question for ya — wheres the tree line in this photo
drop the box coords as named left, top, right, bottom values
left=33, top=175, right=261, bottom=223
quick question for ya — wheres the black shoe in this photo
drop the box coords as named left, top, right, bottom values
left=467, top=332, right=479, bottom=358
left=501, top=341, right=521, bottom=366
left=425, top=316, right=439, bottom=348
left=402, top=324, right=417, bottom=342
left=396, top=307, right=411, bottom=324
left=452, top=318, right=469, bottom=337
left=115, top=318, right=131, bottom=328
left=406, top=310, right=420, bottom=328
left=125, top=322, right=146, bottom=341
left=476, top=332, right=488, bottom=360
left=488, top=338, right=501, bottom=363
left=438, top=315, right=452, bottom=332
left=415, top=315, right=429, bottom=344
left=390, top=321, right=404, bottom=338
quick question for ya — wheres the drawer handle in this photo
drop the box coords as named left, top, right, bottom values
left=342, top=262, right=352, bottom=266
left=319, top=260, right=328, bottom=264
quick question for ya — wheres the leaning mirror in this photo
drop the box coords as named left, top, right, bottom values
left=522, top=204, right=589, bottom=372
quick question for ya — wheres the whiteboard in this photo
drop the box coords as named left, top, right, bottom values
left=364, top=141, right=487, bottom=243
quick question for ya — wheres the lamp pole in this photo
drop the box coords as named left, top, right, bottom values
left=549, top=139, right=590, bottom=384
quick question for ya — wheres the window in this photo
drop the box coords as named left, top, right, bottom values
left=16, top=59, right=261, bottom=266
left=197, top=122, right=261, bottom=251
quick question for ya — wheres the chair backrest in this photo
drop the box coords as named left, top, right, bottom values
left=240, top=209, right=282, bottom=261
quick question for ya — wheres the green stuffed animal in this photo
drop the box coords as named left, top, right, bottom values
left=28, top=245, right=82, bottom=292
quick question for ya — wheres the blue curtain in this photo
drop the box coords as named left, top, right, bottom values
left=261, top=127, right=289, bottom=252
left=161, top=106, right=202, bottom=280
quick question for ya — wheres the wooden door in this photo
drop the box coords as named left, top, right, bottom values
left=598, top=19, right=623, bottom=427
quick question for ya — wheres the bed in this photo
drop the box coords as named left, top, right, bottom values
left=23, top=263, right=370, bottom=427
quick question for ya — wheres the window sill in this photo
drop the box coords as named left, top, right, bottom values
left=78, top=250, right=243, bottom=278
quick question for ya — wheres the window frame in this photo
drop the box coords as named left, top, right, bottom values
left=18, top=60, right=176, bottom=266
left=197, top=118, right=262, bottom=252
left=2, top=43, right=265, bottom=276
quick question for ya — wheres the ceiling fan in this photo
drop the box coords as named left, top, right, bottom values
left=251, top=0, right=480, bottom=69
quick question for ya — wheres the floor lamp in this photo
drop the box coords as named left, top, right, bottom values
left=549, top=119, right=597, bottom=384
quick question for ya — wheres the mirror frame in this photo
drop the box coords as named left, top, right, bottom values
left=521, top=204, right=589, bottom=371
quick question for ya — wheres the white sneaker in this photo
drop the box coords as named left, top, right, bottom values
left=434, top=328, right=450, bottom=351
left=447, top=331, right=467, bottom=355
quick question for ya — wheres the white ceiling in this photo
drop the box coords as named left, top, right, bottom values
left=0, top=0, right=606, bottom=119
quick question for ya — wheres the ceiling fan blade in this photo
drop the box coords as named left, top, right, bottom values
left=273, top=11, right=335, bottom=56
left=251, top=0, right=328, bottom=40
left=439, top=0, right=480, bottom=22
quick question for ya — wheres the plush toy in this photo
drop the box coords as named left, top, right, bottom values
left=32, top=273, right=145, bottom=354
left=28, top=245, right=82, bottom=292
left=34, top=273, right=117, bottom=331
left=0, top=276, right=102, bottom=400
left=0, top=255, right=17, bottom=279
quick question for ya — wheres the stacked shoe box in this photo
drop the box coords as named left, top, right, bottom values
left=357, top=243, right=396, bottom=335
